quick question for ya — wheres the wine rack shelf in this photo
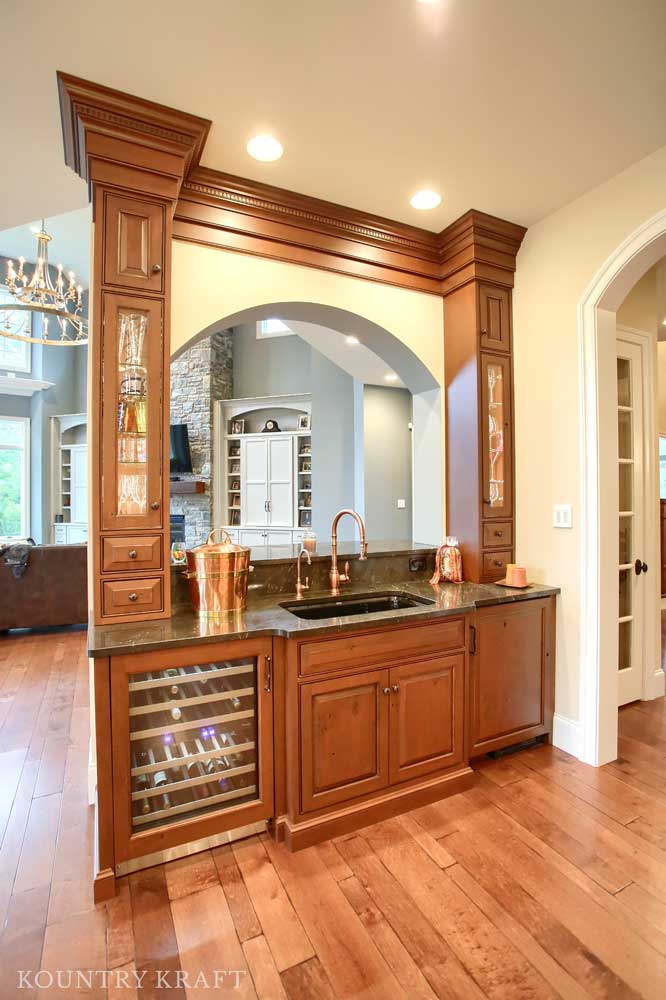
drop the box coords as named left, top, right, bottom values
left=127, top=655, right=260, bottom=832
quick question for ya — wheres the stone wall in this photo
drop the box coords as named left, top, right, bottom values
left=170, top=330, right=233, bottom=548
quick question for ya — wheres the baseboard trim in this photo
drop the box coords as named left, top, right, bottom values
left=279, top=766, right=475, bottom=851
left=646, top=668, right=666, bottom=700
left=552, top=712, right=582, bottom=759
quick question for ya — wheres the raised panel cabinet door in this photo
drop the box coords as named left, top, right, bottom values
left=242, top=438, right=269, bottom=526
left=100, top=293, right=164, bottom=531
left=478, top=284, right=511, bottom=353
left=267, top=436, right=294, bottom=527
left=300, top=669, right=389, bottom=813
left=103, top=193, right=165, bottom=292
left=481, top=352, right=513, bottom=522
left=388, top=654, right=464, bottom=784
left=470, top=600, right=551, bottom=754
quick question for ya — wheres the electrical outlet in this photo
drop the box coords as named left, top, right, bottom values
left=553, top=504, right=573, bottom=528
left=409, top=556, right=426, bottom=572
left=397, top=499, right=406, bottom=509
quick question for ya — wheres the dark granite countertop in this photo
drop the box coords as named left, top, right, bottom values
left=88, top=578, right=560, bottom=658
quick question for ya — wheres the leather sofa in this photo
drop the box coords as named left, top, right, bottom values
left=0, top=544, right=88, bottom=630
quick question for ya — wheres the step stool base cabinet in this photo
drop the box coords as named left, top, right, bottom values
left=93, top=597, right=556, bottom=900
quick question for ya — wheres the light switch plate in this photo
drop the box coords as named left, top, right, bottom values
left=397, top=499, right=406, bottom=509
left=553, top=504, right=573, bottom=528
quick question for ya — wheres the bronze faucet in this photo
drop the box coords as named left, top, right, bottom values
left=329, top=509, right=368, bottom=594
left=295, top=547, right=311, bottom=598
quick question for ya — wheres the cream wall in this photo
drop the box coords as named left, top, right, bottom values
left=514, top=144, right=666, bottom=734
left=171, top=242, right=446, bottom=535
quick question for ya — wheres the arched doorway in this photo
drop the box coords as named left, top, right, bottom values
left=579, top=209, right=666, bottom=765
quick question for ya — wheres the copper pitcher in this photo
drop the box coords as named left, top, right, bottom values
left=183, top=529, right=252, bottom=619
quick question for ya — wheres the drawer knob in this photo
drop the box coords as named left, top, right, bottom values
left=128, top=549, right=138, bottom=560
left=128, top=592, right=138, bottom=602
left=494, top=560, right=503, bottom=568
left=150, top=501, right=160, bottom=510
left=494, top=530, right=503, bottom=538
left=152, top=263, right=162, bottom=274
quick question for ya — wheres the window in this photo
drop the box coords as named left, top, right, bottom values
left=0, top=285, right=31, bottom=372
left=0, top=416, right=30, bottom=540
left=660, top=436, right=666, bottom=500
left=256, top=319, right=294, bottom=339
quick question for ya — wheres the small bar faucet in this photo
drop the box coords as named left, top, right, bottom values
left=295, top=548, right=311, bottom=598
left=329, top=509, right=368, bottom=594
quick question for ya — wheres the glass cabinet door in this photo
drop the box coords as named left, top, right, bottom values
left=481, top=353, right=513, bottom=520
left=111, top=642, right=274, bottom=862
left=101, top=293, right=163, bottom=530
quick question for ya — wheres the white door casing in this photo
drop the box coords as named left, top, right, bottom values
left=578, top=209, right=666, bottom=766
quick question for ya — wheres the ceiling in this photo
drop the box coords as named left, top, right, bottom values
left=282, top=320, right=406, bottom=388
left=2, top=0, right=665, bottom=235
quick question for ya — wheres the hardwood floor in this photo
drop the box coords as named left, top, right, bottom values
left=1, top=629, right=666, bottom=997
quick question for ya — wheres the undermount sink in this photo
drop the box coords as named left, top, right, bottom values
left=281, top=590, right=435, bottom=621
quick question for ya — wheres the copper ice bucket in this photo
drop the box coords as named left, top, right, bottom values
left=184, top=529, right=252, bottom=619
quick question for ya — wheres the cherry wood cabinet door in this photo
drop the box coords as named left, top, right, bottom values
left=469, top=598, right=554, bottom=755
left=481, top=352, right=513, bottom=525
left=300, top=669, right=389, bottom=813
left=103, top=193, right=165, bottom=293
left=388, top=654, right=464, bottom=784
left=478, top=283, right=511, bottom=353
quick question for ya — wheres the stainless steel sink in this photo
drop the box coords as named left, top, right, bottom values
left=280, top=590, right=435, bottom=621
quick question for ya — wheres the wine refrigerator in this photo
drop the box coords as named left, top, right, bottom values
left=110, top=638, right=274, bottom=864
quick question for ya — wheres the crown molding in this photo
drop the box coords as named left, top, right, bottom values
left=437, top=209, right=527, bottom=293
left=57, top=72, right=212, bottom=189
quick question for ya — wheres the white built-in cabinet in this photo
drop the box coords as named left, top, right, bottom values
left=50, top=413, right=88, bottom=544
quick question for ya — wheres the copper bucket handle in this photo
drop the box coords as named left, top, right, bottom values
left=206, top=527, right=233, bottom=546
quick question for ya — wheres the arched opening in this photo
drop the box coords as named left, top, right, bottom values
left=579, top=209, right=666, bottom=765
left=169, top=301, right=443, bottom=553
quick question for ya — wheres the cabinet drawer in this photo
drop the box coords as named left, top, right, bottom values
left=299, top=618, right=465, bottom=677
left=102, top=535, right=162, bottom=573
left=481, top=550, right=512, bottom=582
left=482, top=521, right=513, bottom=549
left=102, top=577, right=163, bottom=618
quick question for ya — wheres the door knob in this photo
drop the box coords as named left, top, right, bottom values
left=152, top=263, right=162, bottom=274
left=382, top=687, right=390, bottom=695
left=150, top=501, right=160, bottom=510
left=635, top=559, right=648, bottom=575
left=392, top=684, right=400, bottom=694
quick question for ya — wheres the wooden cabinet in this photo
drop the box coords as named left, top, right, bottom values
left=478, top=283, right=511, bottom=353
left=469, top=598, right=555, bottom=755
left=289, top=618, right=472, bottom=848
left=300, top=669, right=390, bottom=813
left=445, top=280, right=516, bottom=582
left=109, top=638, right=273, bottom=864
left=388, top=654, right=464, bottom=783
left=103, top=193, right=165, bottom=293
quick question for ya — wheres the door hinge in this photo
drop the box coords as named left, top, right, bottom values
left=264, top=655, right=272, bottom=693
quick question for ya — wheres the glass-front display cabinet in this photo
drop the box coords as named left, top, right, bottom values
left=481, top=353, right=513, bottom=522
left=111, top=639, right=274, bottom=863
left=101, top=292, right=164, bottom=531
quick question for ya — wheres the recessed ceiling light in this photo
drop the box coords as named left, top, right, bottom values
left=346, top=336, right=360, bottom=345
left=385, top=372, right=398, bottom=382
left=247, top=134, right=283, bottom=162
left=410, top=189, right=442, bottom=210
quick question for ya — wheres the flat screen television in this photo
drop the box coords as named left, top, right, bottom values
left=170, top=423, right=193, bottom=475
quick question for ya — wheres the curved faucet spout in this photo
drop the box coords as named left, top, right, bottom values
left=329, top=509, right=368, bottom=594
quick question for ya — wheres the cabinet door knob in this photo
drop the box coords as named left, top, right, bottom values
left=382, top=687, right=390, bottom=696
left=494, top=560, right=504, bottom=568
left=152, top=263, right=162, bottom=274
left=128, top=549, right=138, bottom=560
left=128, top=592, right=138, bottom=602
left=392, top=684, right=400, bottom=694
left=150, top=501, right=160, bottom=510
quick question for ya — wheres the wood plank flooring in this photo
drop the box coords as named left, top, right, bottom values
left=1, top=629, right=666, bottom=997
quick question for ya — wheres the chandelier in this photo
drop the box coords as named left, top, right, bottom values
left=0, top=221, right=88, bottom=346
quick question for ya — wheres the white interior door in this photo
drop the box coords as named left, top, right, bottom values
left=71, top=446, right=88, bottom=524
left=242, top=438, right=268, bottom=526
left=616, top=338, right=646, bottom=706
left=267, top=437, right=293, bottom=527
